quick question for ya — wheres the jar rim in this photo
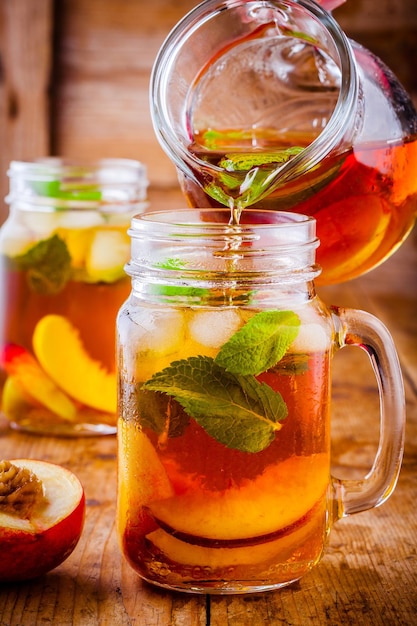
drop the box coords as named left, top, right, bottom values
left=132, top=207, right=315, bottom=230
left=5, top=157, right=149, bottom=212
left=127, top=209, right=321, bottom=285
left=7, top=157, right=147, bottom=180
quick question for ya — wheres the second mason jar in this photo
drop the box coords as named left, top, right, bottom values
left=0, top=158, right=148, bottom=435
left=116, top=208, right=404, bottom=594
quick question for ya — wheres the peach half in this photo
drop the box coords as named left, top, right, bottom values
left=0, top=459, right=85, bottom=582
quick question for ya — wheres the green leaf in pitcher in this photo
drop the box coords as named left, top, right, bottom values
left=215, top=310, right=300, bottom=375
left=204, top=147, right=304, bottom=208
left=142, top=355, right=287, bottom=454
left=219, top=147, right=303, bottom=172
left=11, top=234, right=71, bottom=294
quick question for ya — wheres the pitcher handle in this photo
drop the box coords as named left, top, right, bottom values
left=330, top=306, right=405, bottom=520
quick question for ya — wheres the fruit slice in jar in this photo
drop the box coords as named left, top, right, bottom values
left=146, top=497, right=326, bottom=569
left=32, top=314, right=116, bottom=413
left=147, top=454, right=329, bottom=540
left=1, top=345, right=77, bottom=421
left=0, top=459, right=85, bottom=582
left=1, top=375, right=42, bottom=420
left=117, top=421, right=174, bottom=536
left=85, top=229, right=130, bottom=283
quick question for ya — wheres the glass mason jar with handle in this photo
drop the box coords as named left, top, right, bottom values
left=0, top=158, right=148, bottom=436
left=116, top=208, right=405, bottom=594
left=150, top=0, right=417, bottom=285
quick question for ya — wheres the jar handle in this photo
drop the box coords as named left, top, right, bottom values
left=330, top=306, right=405, bottom=520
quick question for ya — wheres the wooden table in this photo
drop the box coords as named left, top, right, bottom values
left=1, top=232, right=416, bottom=626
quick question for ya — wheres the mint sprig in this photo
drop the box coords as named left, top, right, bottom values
left=219, top=147, right=303, bottom=172
left=10, top=234, right=71, bottom=294
left=141, top=310, right=301, bottom=453
left=142, top=355, right=287, bottom=453
left=32, top=179, right=102, bottom=201
left=204, top=148, right=303, bottom=208
left=215, top=310, right=300, bottom=375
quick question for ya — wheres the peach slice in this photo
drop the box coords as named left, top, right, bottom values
left=56, top=227, right=94, bottom=269
left=1, top=345, right=77, bottom=421
left=147, top=454, right=329, bottom=540
left=146, top=498, right=326, bottom=569
left=117, top=421, right=174, bottom=536
left=0, top=459, right=85, bottom=582
left=1, top=375, right=41, bottom=419
left=32, top=314, right=116, bottom=413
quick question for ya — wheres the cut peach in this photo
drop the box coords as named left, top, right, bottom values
left=32, top=314, right=116, bottom=413
left=147, top=454, right=329, bottom=540
left=117, top=421, right=174, bottom=536
left=0, top=459, right=85, bottom=582
left=1, top=344, right=77, bottom=421
left=146, top=498, right=326, bottom=569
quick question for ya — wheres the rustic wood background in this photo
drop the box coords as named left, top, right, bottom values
left=0, top=0, right=416, bottom=225
left=0, top=3, right=416, bottom=623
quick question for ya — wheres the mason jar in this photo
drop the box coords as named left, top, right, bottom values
left=116, top=208, right=404, bottom=594
left=0, top=157, right=148, bottom=435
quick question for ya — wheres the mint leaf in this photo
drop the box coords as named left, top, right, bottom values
left=215, top=310, right=300, bottom=376
left=138, top=390, right=190, bottom=438
left=148, top=284, right=210, bottom=300
left=154, top=257, right=187, bottom=270
left=219, top=147, right=303, bottom=171
left=151, top=257, right=211, bottom=300
left=204, top=149, right=303, bottom=209
left=142, top=355, right=287, bottom=453
left=12, top=234, right=71, bottom=294
left=32, top=179, right=102, bottom=201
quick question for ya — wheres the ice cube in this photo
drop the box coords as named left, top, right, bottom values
left=189, top=309, right=241, bottom=348
left=56, top=210, right=103, bottom=229
left=129, top=308, right=185, bottom=356
left=0, top=215, right=33, bottom=256
left=86, top=229, right=130, bottom=282
left=22, top=210, right=60, bottom=239
left=290, top=323, right=331, bottom=353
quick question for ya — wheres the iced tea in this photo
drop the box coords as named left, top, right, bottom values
left=117, top=303, right=332, bottom=592
left=0, top=159, right=148, bottom=435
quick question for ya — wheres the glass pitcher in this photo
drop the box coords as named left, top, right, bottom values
left=116, top=208, right=405, bottom=594
left=150, top=0, right=417, bottom=285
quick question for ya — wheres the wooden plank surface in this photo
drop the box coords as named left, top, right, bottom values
left=0, top=221, right=416, bottom=626
left=0, top=0, right=53, bottom=224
